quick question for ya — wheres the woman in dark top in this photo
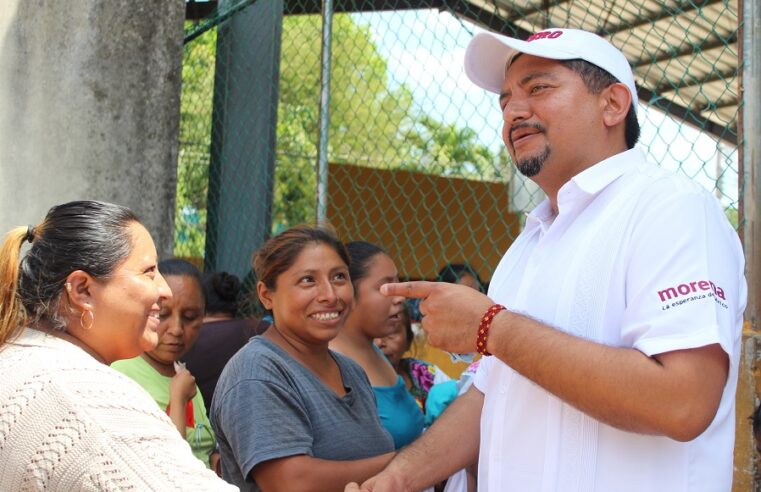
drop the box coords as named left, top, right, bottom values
left=183, top=271, right=269, bottom=414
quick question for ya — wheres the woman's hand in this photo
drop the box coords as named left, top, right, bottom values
left=210, top=451, right=222, bottom=477
left=167, top=367, right=197, bottom=436
left=170, top=367, right=197, bottom=404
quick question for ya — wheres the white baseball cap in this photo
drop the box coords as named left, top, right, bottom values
left=464, top=28, right=638, bottom=108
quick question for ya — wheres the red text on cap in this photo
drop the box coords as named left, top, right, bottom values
left=527, top=31, right=564, bottom=42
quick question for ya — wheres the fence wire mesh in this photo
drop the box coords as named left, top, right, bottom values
left=177, top=0, right=740, bottom=289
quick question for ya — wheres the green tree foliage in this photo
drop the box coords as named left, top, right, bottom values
left=725, top=206, right=739, bottom=229
left=273, top=14, right=417, bottom=231
left=401, top=115, right=510, bottom=180
left=174, top=27, right=217, bottom=257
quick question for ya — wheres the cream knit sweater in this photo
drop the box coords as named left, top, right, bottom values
left=0, top=329, right=237, bottom=491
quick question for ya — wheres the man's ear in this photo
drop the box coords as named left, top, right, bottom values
left=256, top=280, right=274, bottom=311
left=64, top=270, right=95, bottom=313
left=600, top=82, right=632, bottom=128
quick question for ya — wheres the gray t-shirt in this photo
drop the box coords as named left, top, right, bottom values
left=210, top=336, right=394, bottom=491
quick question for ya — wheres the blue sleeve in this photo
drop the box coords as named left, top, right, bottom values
left=424, top=380, right=458, bottom=427
left=374, top=377, right=424, bottom=449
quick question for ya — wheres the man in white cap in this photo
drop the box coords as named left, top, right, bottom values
left=346, top=28, right=746, bottom=491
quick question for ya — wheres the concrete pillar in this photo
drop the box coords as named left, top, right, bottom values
left=204, top=0, right=282, bottom=278
left=0, top=0, right=185, bottom=258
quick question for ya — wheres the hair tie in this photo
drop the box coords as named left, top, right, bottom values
left=25, top=225, right=35, bottom=244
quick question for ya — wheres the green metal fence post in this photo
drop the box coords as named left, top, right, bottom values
left=205, top=0, right=283, bottom=277
left=316, top=0, right=335, bottom=223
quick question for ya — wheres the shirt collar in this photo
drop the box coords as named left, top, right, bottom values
left=567, top=147, right=645, bottom=196
left=525, top=148, right=645, bottom=229
left=525, top=199, right=555, bottom=230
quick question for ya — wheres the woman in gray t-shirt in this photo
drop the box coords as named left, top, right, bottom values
left=210, top=226, right=394, bottom=492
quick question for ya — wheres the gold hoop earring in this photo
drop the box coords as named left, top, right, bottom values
left=80, top=309, right=94, bottom=331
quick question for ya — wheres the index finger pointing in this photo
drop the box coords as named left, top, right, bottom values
left=380, top=281, right=437, bottom=299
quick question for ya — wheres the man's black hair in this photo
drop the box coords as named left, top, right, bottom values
left=560, top=59, right=640, bottom=150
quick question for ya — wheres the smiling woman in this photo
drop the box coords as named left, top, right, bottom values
left=112, top=258, right=218, bottom=471
left=210, top=225, right=394, bottom=492
left=0, top=200, right=234, bottom=491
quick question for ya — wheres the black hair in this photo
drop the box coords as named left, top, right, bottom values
left=237, top=269, right=265, bottom=318
left=1, top=200, right=139, bottom=341
left=157, top=258, right=204, bottom=305
left=203, top=271, right=241, bottom=316
left=560, top=59, right=640, bottom=150
left=437, top=262, right=484, bottom=292
left=345, top=241, right=386, bottom=297
left=254, top=225, right=350, bottom=291
left=400, top=303, right=415, bottom=347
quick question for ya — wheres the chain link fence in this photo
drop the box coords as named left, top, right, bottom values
left=176, top=0, right=750, bottom=482
left=177, top=0, right=740, bottom=286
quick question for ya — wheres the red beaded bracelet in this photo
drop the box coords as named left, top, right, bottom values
left=476, top=304, right=506, bottom=356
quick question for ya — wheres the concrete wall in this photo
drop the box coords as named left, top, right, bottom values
left=0, top=1, right=185, bottom=258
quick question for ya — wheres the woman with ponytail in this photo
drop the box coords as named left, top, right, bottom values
left=0, top=200, right=235, bottom=491
left=210, top=225, right=394, bottom=492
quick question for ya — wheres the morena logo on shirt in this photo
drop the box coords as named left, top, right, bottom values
left=526, top=31, right=564, bottom=42
left=657, top=280, right=726, bottom=302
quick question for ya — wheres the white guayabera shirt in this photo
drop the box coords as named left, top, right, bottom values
left=474, top=148, right=746, bottom=492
